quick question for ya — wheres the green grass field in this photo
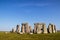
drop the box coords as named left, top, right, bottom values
left=0, top=32, right=60, bottom=40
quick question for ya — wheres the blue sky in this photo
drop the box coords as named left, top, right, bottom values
left=0, top=0, right=60, bottom=31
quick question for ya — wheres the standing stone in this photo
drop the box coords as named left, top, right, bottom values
left=34, top=23, right=47, bottom=34
left=25, top=23, right=29, bottom=33
left=53, top=25, right=57, bottom=33
left=21, top=23, right=30, bottom=33
left=34, top=23, right=37, bottom=33
left=48, top=24, right=52, bottom=33
left=12, top=28, right=14, bottom=32
left=29, top=26, right=33, bottom=33
left=37, top=23, right=43, bottom=34
left=43, top=24, right=47, bottom=33
left=21, top=24, right=25, bottom=33
left=12, top=28, right=16, bottom=32
left=16, top=25, right=20, bottom=33
left=48, top=23, right=56, bottom=33
left=54, top=25, right=57, bottom=33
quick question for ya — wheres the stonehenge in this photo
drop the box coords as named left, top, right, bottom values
left=11, top=23, right=57, bottom=34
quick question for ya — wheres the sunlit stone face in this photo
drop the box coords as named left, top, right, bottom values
left=16, top=25, right=20, bottom=33
left=37, top=24, right=43, bottom=34
left=21, top=23, right=30, bottom=33
left=48, top=24, right=56, bottom=33
left=34, top=23, right=47, bottom=34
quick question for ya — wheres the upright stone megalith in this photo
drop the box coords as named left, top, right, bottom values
left=34, top=23, right=47, bottom=34
left=12, top=28, right=16, bottom=32
left=21, top=24, right=25, bottom=33
left=48, top=23, right=56, bottom=33
left=43, top=24, right=47, bottom=33
left=29, top=26, right=33, bottom=33
left=21, top=23, right=30, bottom=33
left=16, top=25, right=20, bottom=33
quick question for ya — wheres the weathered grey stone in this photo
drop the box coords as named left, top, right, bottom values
left=37, top=24, right=42, bottom=34
left=12, top=28, right=16, bottom=32
left=21, top=23, right=30, bottom=33
left=29, top=26, right=33, bottom=33
left=48, top=23, right=56, bottom=33
left=43, top=25, right=47, bottom=33
left=21, top=24, right=25, bottom=33
left=34, top=24, right=37, bottom=33
left=34, top=23, right=47, bottom=34
left=16, top=25, right=20, bottom=33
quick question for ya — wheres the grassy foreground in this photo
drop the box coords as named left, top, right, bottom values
left=0, top=32, right=60, bottom=40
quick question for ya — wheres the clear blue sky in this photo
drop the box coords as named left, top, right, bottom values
left=0, top=0, right=60, bottom=31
